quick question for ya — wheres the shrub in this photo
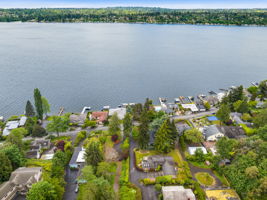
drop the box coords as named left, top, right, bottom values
left=132, top=126, right=139, bottom=141
left=74, top=131, right=87, bottom=146
left=119, top=158, right=130, bottom=186
left=155, top=184, right=162, bottom=192
left=141, top=178, right=156, bottom=185
left=32, top=124, right=47, bottom=137
left=111, top=134, right=119, bottom=142
left=82, top=119, right=97, bottom=129
left=155, top=175, right=173, bottom=185
left=55, top=140, right=66, bottom=152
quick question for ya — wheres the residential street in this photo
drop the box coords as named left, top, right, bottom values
left=172, top=108, right=218, bottom=120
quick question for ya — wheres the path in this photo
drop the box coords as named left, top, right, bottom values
left=114, top=162, right=122, bottom=194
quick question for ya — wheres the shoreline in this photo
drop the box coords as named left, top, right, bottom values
left=1, top=21, right=267, bottom=27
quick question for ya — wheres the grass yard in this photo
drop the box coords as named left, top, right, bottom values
left=134, top=149, right=158, bottom=166
left=240, top=124, right=256, bottom=136
left=26, top=159, right=52, bottom=172
left=51, top=136, right=71, bottom=143
left=195, top=172, right=215, bottom=186
left=189, top=161, right=211, bottom=169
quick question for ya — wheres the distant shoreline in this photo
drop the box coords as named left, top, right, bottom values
left=1, top=21, right=267, bottom=27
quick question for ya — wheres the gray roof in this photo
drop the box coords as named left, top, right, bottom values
left=203, top=125, right=222, bottom=138
left=218, top=126, right=246, bottom=139
left=69, top=147, right=82, bottom=165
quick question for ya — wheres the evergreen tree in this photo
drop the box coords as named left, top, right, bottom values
left=169, top=119, right=178, bottom=141
left=123, top=113, right=132, bottom=138
left=108, top=113, right=121, bottom=135
left=34, top=88, right=43, bottom=120
left=216, top=104, right=231, bottom=124
left=0, top=152, right=12, bottom=182
left=154, top=120, right=174, bottom=153
left=25, top=117, right=36, bottom=136
left=41, top=96, right=51, bottom=117
left=85, top=141, right=103, bottom=167
left=25, top=100, right=35, bottom=117
left=137, top=111, right=150, bottom=149
left=144, top=98, right=152, bottom=111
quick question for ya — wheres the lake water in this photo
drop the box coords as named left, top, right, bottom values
left=0, top=23, right=267, bottom=117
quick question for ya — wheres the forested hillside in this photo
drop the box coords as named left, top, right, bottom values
left=0, top=8, right=266, bottom=25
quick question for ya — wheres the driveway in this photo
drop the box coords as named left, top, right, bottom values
left=129, top=139, right=158, bottom=200
left=63, top=167, right=80, bottom=200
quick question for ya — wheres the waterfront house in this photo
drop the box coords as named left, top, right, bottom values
left=202, top=125, right=224, bottom=141
left=0, top=167, right=42, bottom=200
left=162, top=186, right=196, bottom=200
left=90, top=111, right=108, bottom=124
left=2, top=116, right=27, bottom=136
left=69, top=114, right=87, bottom=125
left=109, top=107, right=126, bottom=120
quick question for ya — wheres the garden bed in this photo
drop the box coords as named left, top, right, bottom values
left=195, top=172, right=215, bottom=186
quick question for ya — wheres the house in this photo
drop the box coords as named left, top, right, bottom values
left=181, top=104, right=199, bottom=112
left=196, top=103, right=206, bottom=112
left=256, top=101, right=266, bottom=109
left=179, top=96, right=192, bottom=104
left=188, top=147, right=207, bottom=155
left=69, top=147, right=85, bottom=169
left=230, top=112, right=243, bottom=124
left=109, top=108, right=126, bottom=120
left=0, top=167, right=42, bottom=200
left=202, top=125, right=224, bottom=141
left=2, top=116, right=27, bottom=136
left=69, top=114, right=87, bottom=125
left=201, top=95, right=219, bottom=106
left=175, top=122, right=191, bottom=135
left=142, top=156, right=176, bottom=176
left=218, top=126, right=246, bottom=139
left=205, top=189, right=240, bottom=200
left=26, top=139, right=51, bottom=159
left=162, top=186, right=196, bottom=200
left=90, top=111, right=108, bottom=124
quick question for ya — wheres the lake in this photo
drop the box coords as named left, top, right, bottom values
left=0, top=23, right=267, bottom=117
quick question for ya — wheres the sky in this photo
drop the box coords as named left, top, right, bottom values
left=0, top=0, right=267, bottom=9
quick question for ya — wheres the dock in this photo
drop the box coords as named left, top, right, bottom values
left=81, top=107, right=91, bottom=114
left=58, top=107, right=64, bottom=116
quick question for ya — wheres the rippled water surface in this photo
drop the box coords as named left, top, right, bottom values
left=0, top=23, right=267, bottom=117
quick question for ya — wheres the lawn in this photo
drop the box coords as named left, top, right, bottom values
left=189, top=161, right=211, bottom=169
left=134, top=149, right=158, bottom=166
left=195, top=172, right=215, bottom=186
left=240, top=124, right=256, bottom=136
left=51, top=136, right=71, bottom=143
left=167, top=149, right=183, bottom=167
left=26, top=159, right=52, bottom=172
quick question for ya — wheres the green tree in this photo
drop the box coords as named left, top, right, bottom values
left=51, top=150, right=68, bottom=178
left=257, top=125, right=267, bottom=141
left=0, top=151, right=12, bottom=182
left=42, top=96, right=51, bottom=117
left=154, top=120, right=174, bottom=153
left=47, top=116, right=69, bottom=137
left=184, top=128, right=203, bottom=143
left=216, top=137, right=237, bottom=159
left=25, top=117, right=36, bottom=136
left=6, top=128, right=27, bottom=150
left=0, top=145, right=24, bottom=170
left=26, top=181, right=57, bottom=200
left=79, top=165, right=96, bottom=182
left=109, top=113, right=120, bottom=135
left=194, top=148, right=205, bottom=162
left=123, top=113, right=132, bottom=137
left=233, top=100, right=249, bottom=113
left=34, top=88, right=43, bottom=120
left=137, top=111, right=149, bottom=149
left=132, top=126, right=139, bottom=141
left=144, top=98, right=152, bottom=111
left=204, top=101, right=211, bottom=110
left=258, top=80, right=267, bottom=99
left=85, top=141, right=103, bottom=167
left=216, top=104, right=230, bottom=123
left=96, top=162, right=116, bottom=183
left=32, top=124, right=47, bottom=137
left=245, top=166, right=259, bottom=179
left=25, top=100, right=35, bottom=117
left=253, top=109, right=267, bottom=128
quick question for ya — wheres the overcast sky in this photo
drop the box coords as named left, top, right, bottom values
left=1, top=0, right=267, bottom=9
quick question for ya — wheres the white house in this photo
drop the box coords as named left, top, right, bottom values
left=202, top=125, right=224, bottom=141
left=162, top=186, right=196, bottom=200
left=181, top=104, right=199, bottom=112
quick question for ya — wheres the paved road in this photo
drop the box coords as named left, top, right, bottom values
left=129, top=139, right=158, bottom=200
left=171, top=108, right=218, bottom=120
